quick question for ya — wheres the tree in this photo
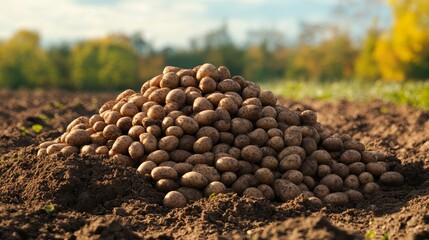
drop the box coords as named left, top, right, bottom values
left=374, top=0, right=429, bottom=81
left=0, top=30, right=57, bottom=88
left=355, top=26, right=381, bottom=81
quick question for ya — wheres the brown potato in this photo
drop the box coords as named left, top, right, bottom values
left=93, top=121, right=106, bottom=132
left=173, top=162, right=193, bottom=176
left=321, top=137, right=343, bottom=151
left=180, top=75, right=197, bottom=88
left=313, top=184, right=330, bottom=199
left=128, top=95, right=147, bottom=109
left=206, top=92, right=224, bottom=106
left=317, top=165, right=331, bottom=178
left=348, top=162, right=366, bottom=175
left=256, top=117, right=277, bottom=130
left=231, top=174, right=257, bottom=194
left=65, top=129, right=91, bottom=147
left=66, top=116, right=90, bottom=132
left=90, top=132, right=107, bottom=146
left=163, top=191, right=187, bottom=208
left=99, top=101, right=116, bottom=114
left=180, top=171, right=209, bottom=189
left=276, top=109, right=300, bottom=126
left=179, top=135, right=196, bottom=151
left=332, top=163, right=350, bottom=178
left=241, top=145, right=263, bottom=163
left=279, top=154, right=302, bottom=171
left=241, top=83, right=261, bottom=99
left=217, top=79, right=241, bottom=93
left=46, top=143, right=69, bottom=155
left=344, top=175, right=360, bottom=190
left=128, top=141, right=144, bottom=160
left=160, top=72, right=179, bottom=89
left=258, top=90, right=277, bottom=106
left=243, top=187, right=264, bottom=199
left=220, top=172, right=237, bottom=186
left=193, top=136, right=213, bottom=154
left=151, top=166, right=178, bottom=181
left=132, top=112, right=146, bottom=126
left=267, top=136, right=284, bottom=152
left=175, top=116, right=199, bottom=135
left=230, top=118, right=253, bottom=135
left=169, top=150, right=192, bottom=163
left=300, top=110, right=317, bottom=125
left=340, top=150, right=361, bottom=165
left=273, top=179, right=301, bottom=202
left=177, top=187, right=203, bottom=202
left=227, top=147, right=241, bottom=159
left=161, top=117, right=174, bottom=132
left=80, top=145, right=96, bottom=155
left=193, top=164, right=221, bottom=182
left=282, top=170, right=304, bottom=185
left=111, top=135, right=133, bottom=154
left=283, top=128, right=303, bottom=147
left=165, top=126, right=184, bottom=138
left=119, top=102, right=138, bottom=117
left=116, top=89, right=135, bottom=101
left=358, top=172, right=374, bottom=185
left=156, top=179, right=180, bottom=193
left=278, top=146, right=306, bottom=161
left=320, top=174, right=343, bottom=192
left=147, top=150, right=169, bottom=164
left=248, top=128, right=269, bottom=147
left=196, top=63, right=219, bottom=81
left=323, top=192, right=349, bottom=206
left=111, top=154, right=133, bottom=167
left=237, top=105, right=262, bottom=121
left=193, top=97, right=214, bottom=112
left=204, top=181, right=226, bottom=197
left=194, top=110, right=218, bottom=126
left=186, top=154, right=212, bottom=165
left=379, top=171, right=404, bottom=186
left=146, top=125, right=162, bottom=138
left=301, top=137, right=317, bottom=156
left=95, top=146, right=109, bottom=155
left=260, top=156, right=279, bottom=170
left=257, top=184, right=275, bottom=201
left=344, top=140, right=365, bottom=152
left=302, top=176, right=316, bottom=190
left=147, top=105, right=166, bottom=121
left=149, top=88, right=170, bottom=104
left=215, top=156, right=239, bottom=172
left=128, top=125, right=145, bottom=140
left=366, top=162, right=387, bottom=177
left=140, top=133, right=158, bottom=153
left=158, top=136, right=179, bottom=152
left=116, top=116, right=132, bottom=133
left=165, top=89, right=186, bottom=107
left=255, top=168, right=274, bottom=185
left=363, top=182, right=380, bottom=194
left=199, top=77, right=217, bottom=94
left=345, top=190, right=364, bottom=202
left=218, top=97, right=238, bottom=115
left=196, top=126, right=219, bottom=144
left=234, top=134, right=250, bottom=149
left=361, top=151, right=378, bottom=163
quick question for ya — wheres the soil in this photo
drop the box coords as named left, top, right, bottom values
left=0, top=89, right=428, bottom=240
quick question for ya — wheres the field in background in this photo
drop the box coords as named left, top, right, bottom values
left=261, top=79, right=429, bottom=110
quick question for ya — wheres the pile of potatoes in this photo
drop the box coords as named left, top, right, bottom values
left=38, top=63, right=405, bottom=208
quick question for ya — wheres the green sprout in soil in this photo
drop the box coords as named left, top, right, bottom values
left=53, top=101, right=65, bottom=109
left=32, top=124, right=43, bottom=133
left=365, top=230, right=389, bottom=240
left=44, top=203, right=55, bottom=216
left=209, top=193, right=217, bottom=199
left=19, top=126, right=29, bottom=136
left=38, top=114, right=52, bottom=123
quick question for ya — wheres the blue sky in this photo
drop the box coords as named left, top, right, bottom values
left=0, top=0, right=390, bottom=48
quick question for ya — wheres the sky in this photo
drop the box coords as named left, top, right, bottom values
left=0, top=0, right=390, bottom=48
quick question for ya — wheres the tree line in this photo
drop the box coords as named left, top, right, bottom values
left=0, top=0, right=428, bottom=90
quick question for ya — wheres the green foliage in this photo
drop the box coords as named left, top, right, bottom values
left=209, top=193, right=217, bottom=199
left=18, top=126, right=28, bottom=136
left=44, top=203, right=55, bottom=216
left=31, top=124, right=43, bottom=133
left=355, top=26, right=381, bottom=81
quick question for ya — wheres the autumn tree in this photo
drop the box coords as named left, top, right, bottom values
left=0, top=30, right=57, bottom=88
left=355, top=26, right=381, bottom=81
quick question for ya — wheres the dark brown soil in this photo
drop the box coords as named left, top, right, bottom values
left=0, top=90, right=428, bottom=240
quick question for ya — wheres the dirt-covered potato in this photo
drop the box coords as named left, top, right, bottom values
left=379, top=172, right=404, bottom=186
left=217, top=79, right=241, bottom=93
left=332, top=163, right=350, bottom=178
left=173, top=162, right=193, bottom=176
left=340, top=150, right=361, bottom=165
left=175, top=116, right=199, bottom=135
left=256, top=117, right=277, bottom=131
left=282, top=170, right=304, bottom=185
left=128, top=141, right=144, bottom=160
left=345, top=190, right=364, bottom=202
left=151, top=166, right=178, bottom=181
left=366, top=162, right=387, bottom=177
left=358, top=172, right=374, bottom=185
left=320, top=174, right=343, bottom=192
left=220, top=172, right=237, bottom=186
left=258, top=90, right=277, bottom=106
left=103, top=124, right=121, bottom=140
left=215, top=156, right=239, bottom=172
left=231, top=174, right=257, bottom=194
left=156, top=179, right=180, bottom=192
left=227, top=147, right=240, bottom=159
left=267, top=136, right=284, bottom=152
left=236, top=105, right=261, bottom=121
left=257, top=184, right=275, bottom=201
left=241, top=145, right=263, bottom=163
left=276, top=109, right=300, bottom=126
left=163, top=191, right=187, bottom=208
left=158, top=136, right=179, bottom=152
left=193, top=110, right=218, bottom=126
left=160, top=72, right=179, bottom=89
left=273, top=179, right=301, bottom=202
left=95, top=146, right=109, bottom=155
left=344, top=175, right=360, bottom=190
left=66, top=129, right=91, bottom=147
left=344, top=140, right=365, bottom=152
left=111, top=154, right=133, bottom=167
left=66, top=116, right=90, bottom=132
left=317, top=165, right=331, bottom=178
left=279, top=154, right=302, bottom=171
left=260, top=156, right=278, bottom=170
left=255, top=168, right=274, bottom=185
left=361, top=151, right=377, bottom=164
left=191, top=136, right=211, bottom=154
left=46, top=143, right=69, bottom=155
left=206, top=92, right=224, bottom=106
left=313, top=184, right=330, bottom=199
left=301, top=137, right=317, bottom=156
left=120, top=102, right=138, bottom=117
left=241, top=83, right=261, bottom=99
left=218, top=97, right=238, bottom=115
left=363, top=182, right=380, bottom=194
left=323, top=192, right=349, bottom=206
left=348, top=162, right=366, bottom=175
left=198, top=77, right=217, bottom=94
left=164, top=126, right=183, bottom=138
left=300, top=110, right=317, bottom=125
left=243, top=187, right=264, bottom=199
left=278, top=146, right=306, bottom=161
left=116, top=89, right=135, bottom=100
left=196, top=63, right=219, bottom=81
left=247, top=128, right=269, bottom=147
left=303, top=176, right=316, bottom=190
left=321, top=137, right=343, bottom=151
left=180, top=171, right=209, bottom=189
left=204, top=181, right=226, bottom=197
left=283, top=128, right=303, bottom=147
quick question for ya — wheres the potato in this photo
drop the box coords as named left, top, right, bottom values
left=193, top=136, right=213, bottom=154
left=279, top=154, right=302, bottom=171
left=132, top=112, right=146, bottom=126
left=220, top=172, right=237, bottom=186
left=194, top=110, right=218, bottom=126
left=300, top=110, right=317, bottom=125
left=196, top=63, right=219, bottom=81
left=103, top=110, right=121, bottom=125
left=56, top=145, right=76, bottom=155
left=361, top=151, right=377, bottom=164
left=228, top=147, right=241, bottom=159
left=67, top=116, right=90, bottom=132
left=242, top=97, right=262, bottom=108
left=213, top=120, right=231, bottom=132
left=267, top=136, right=284, bottom=152
left=173, top=162, right=193, bottom=176
left=90, top=132, right=107, bottom=145
left=116, top=116, right=132, bottom=133
left=344, top=140, right=365, bottom=152
left=177, top=187, right=203, bottom=202
left=301, top=137, right=317, bottom=156
left=248, top=128, right=269, bottom=147
left=321, top=137, right=343, bottom=151
left=169, top=149, right=191, bottom=163
left=128, top=95, right=147, bottom=109
left=96, top=146, right=109, bottom=155
left=379, top=171, right=404, bottom=186
left=363, top=182, right=380, bottom=194
left=180, top=171, right=208, bottom=189
left=151, top=166, right=178, bottom=181
left=199, top=77, right=217, bottom=94
left=128, top=126, right=145, bottom=140
left=323, top=192, right=349, bottom=206
left=257, top=184, right=275, bottom=201
left=358, top=172, right=374, bottom=185
left=212, top=143, right=231, bottom=155
left=273, top=179, right=301, bottom=202
left=165, top=126, right=184, bottom=138
left=260, top=156, right=278, bottom=170
left=218, top=97, right=238, bottom=115
left=128, top=141, right=144, bottom=160
left=282, top=170, right=304, bottom=185
left=317, top=165, right=331, bottom=178
left=110, top=135, right=133, bottom=154
left=233, top=134, right=250, bottom=149
left=179, top=135, right=196, bottom=151
left=175, top=116, right=199, bottom=135
left=231, top=174, right=257, bottom=194
left=255, top=168, right=274, bottom=185
left=255, top=117, right=277, bottom=131
left=345, top=190, right=363, bottom=202
left=216, top=107, right=231, bottom=120
left=215, top=66, right=230, bottom=80
left=279, top=146, right=306, bottom=161
left=158, top=136, right=179, bottom=152
left=148, top=88, right=170, bottom=104
left=332, top=163, right=350, bottom=178
left=206, top=92, right=224, bottom=106
left=89, top=114, right=103, bottom=126
left=92, top=121, right=106, bottom=132
left=344, top=175, right=360, bottom=190
left=111, top=154, right=133, bottom=167
left=340, top=150, right=361, bottom=165
left=186, top=154, right=212, bottom=165
left=103, top=124, right=121, bottom=140
left=216, top=79, right=240, bottom=93
left=146, top=105, right=165, bottom=121
left=215, top=156, right=239, bottom=172
left=156, top=179, right=180, bottom=193
left=366, top=162, right=387, bottom=177
left=99, top=101, right=116, bottom=114
left=235, top=160, right=252, bottom=175
left=303, top=176, right=316, bottom=190
left=195, top=127, right=219, bottom=145
left=118, top=102, right=137, bottom=117
left=204, top=181, right=226, bottom=197
left=313, top=185, right=330, bottom=199
left=241, top=145, right=263, bottom=163
left=147, top=150, right=169, bottom=164
left=348, top=162, right=366, bottom=175
left=283, top=129, right=303, bottom=147
left=193, top=97, right=213, bottom=112
left=81, top=145, right=96, bottom=155
left=137, top=161, right=157, bottom=175
left=257, top=90, right=275, bottom=107
left=65, top=129, right=91, bottom=147
left=320, top=174, right=343, bottom=192
left=163, top=191, right=187, bottom=208
left=298, top=183, right=309, bottom=192
left=147, top=125, right=162, bottom=138
left=159, top=72, right=179, bottom=89
left=193, top=164, right=221, bottom=182
left=243, top=187, right=264, bottom=199
left=116, top=89, right=135, bottom=101
left=236, top=105, right=261, bottom=121
left=241, top=83, right=261, bottom=99
left=180, top=75, right=197, bottom=88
